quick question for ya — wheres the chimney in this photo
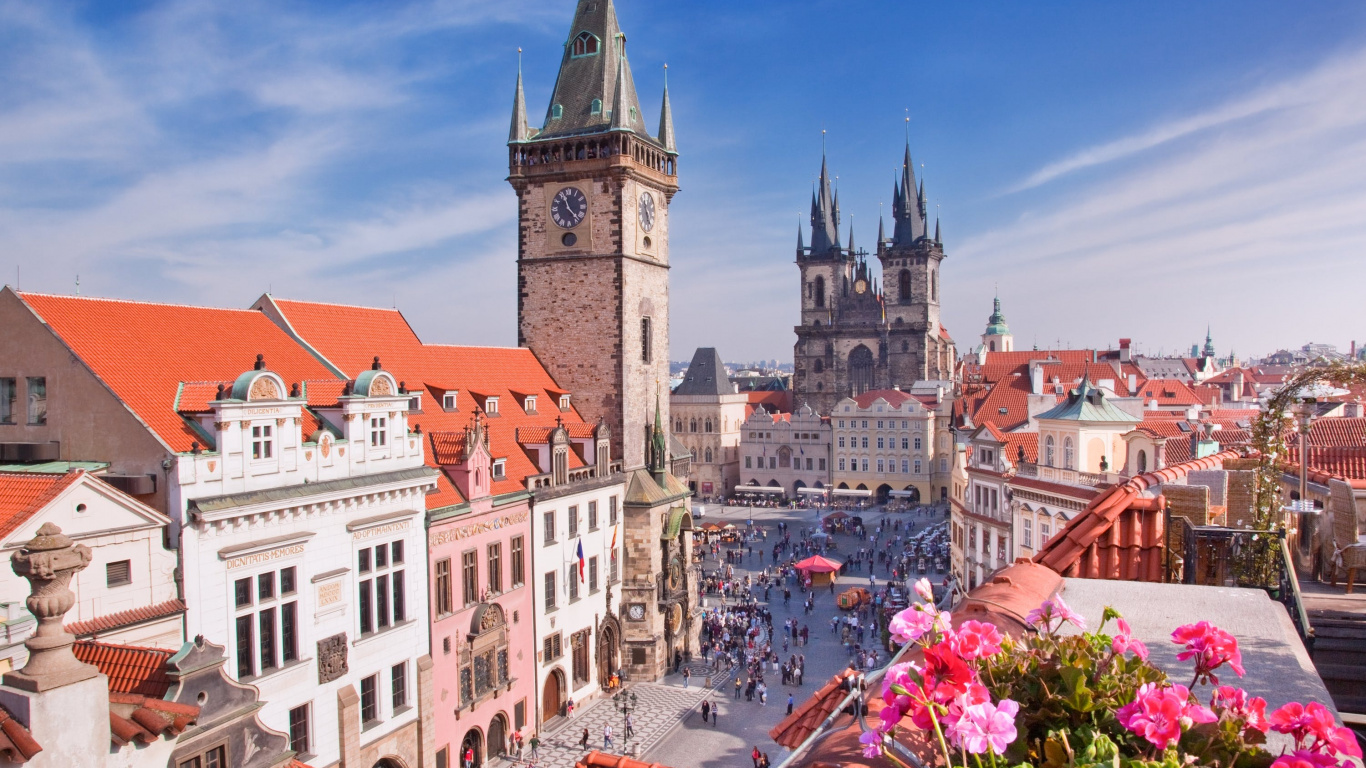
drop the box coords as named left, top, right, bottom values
left=1128, top=373, right=1137, bottom=393
left=1232, top=371, right=1245, bottom=402
left=935, top=386, right=943, bottom=404
left=1119, top=338, right=1132, bottom=363
left=1030, top=363, right=1044, bottom=395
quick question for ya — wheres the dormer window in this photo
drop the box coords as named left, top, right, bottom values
left=590, top=99, right=602, bottom=116
left=559, top=395, right=571, bottom=411
left=443, top=392, right=458, bottom=411
left=572, top=31, right=600, bottom=57
left=252, top=424, right=274, bottom=460
left=492, top=459, right=506, bottom=479
left=408, top=392, right=422, bottom=413
left=485, top=397, right=500, bottom=416
left=552, top=104, right=563, bottom=120
left=524, top=395, right=537, bottom=414
left=370, top=416, right=388, bottom=447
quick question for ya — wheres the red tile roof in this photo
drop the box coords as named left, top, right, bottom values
left=0, top=703, right=42, bottom=763
left=575, top=751, right=678, bottom=768
left=770, top=668, right=860, bottom=749
left=849, top=389, right=920, bottom=410
left=0, top=471, right=81, bottom=540
left=107, top=693, right=198, bottom=746
left=1002, top=432, right=1039, bottom=464
left=67, top=598, right=186, bottom=639
left=1136, top=378, right=1204, bottom=407
left=1289, top=445, right=1366, bottom=481
left=19, top=293, right=341, bottom=452
left=1034, top=450, right=1240, bottom=581
left=73, top=640, right=175, bottom=697
left=267, top=298, right=599, bottom=497
left=1309, top=417, right=1366, bottom=448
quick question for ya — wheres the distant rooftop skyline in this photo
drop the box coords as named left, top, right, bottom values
left=2, top=1, right=1364, bottom=360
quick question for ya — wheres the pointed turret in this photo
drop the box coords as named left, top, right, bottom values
left=657, top=68, right=675, bottom=151
left=809, top=149, right=838, bottom=254
left=537, top=0, right=649, bottom=142
left=917, top=179, right=927, bottom=221
left=509, top=58, right=531, bottom=144
left=847, top=221, right=855, bottom=256
left=650, top=391, right=668, bottom=483
left=934, top=215, right=941, bottom=243
left=892, top=138, right=927, bottom=245
left=797, top=221, right=805, bottom=252
left=876, top=214, right=885, bottom=246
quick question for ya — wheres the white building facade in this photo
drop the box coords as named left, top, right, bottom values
left=174, top=364, right=437, bottom=768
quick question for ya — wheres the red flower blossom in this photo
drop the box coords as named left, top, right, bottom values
left=1172, top=621, right=1245, bottom=684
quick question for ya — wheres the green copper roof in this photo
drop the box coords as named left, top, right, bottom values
left=662, top=506, right=692, bottom=540
left=535, top=0, right=652, bottom=144
left=0, top=461, right=109, bottom=474
left=984, top=296, right=1010, bottom=336
left=1036, top=378, right=1139, bottom=424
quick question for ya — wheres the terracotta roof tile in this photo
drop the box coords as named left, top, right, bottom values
left=574, top=750, right=679, bottom=768
left=769, top=668, right=859, bottom=749
left=1309, top=417, right=1366, bottom=448
left=0, top=471, right=81, bottom=540
left=1034, top=450, right=1240, bottom=581
left=0, top=703, right=42, bottom=762
left=1136, top=378, right=1205, bottom=407
left=1290, top=445, right=1366, bottom=481
left=72, top=640, right=175, bottom=697
left=268, top=298, right=602, bottom=499
left=66, top=598, right=186, bottom=638
left=849, top=389, right=918, bottom=410
left=107, top=693, right=199, bottom=746
left=19, top=293, right=342, bottom=452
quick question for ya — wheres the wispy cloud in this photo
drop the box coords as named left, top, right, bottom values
left=956, top=46, right=1366, bottom=355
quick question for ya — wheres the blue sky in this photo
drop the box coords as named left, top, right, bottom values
left=3, top=1, right=1366, bottom=363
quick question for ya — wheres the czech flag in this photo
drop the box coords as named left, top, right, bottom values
left=576, top=539, right=586, bottom=582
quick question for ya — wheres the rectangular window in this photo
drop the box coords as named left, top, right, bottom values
left=524, top=395, right=537, bottom=413
left=485, top=396, right=499, bottom=415
left=370, top=416, right=387, bottom=447
left=233, top=565, right=298, bottom=679
left=568, top=564, right=579, bottom=601
left=902, top=460, right=909, bottom=473
left=435, top=559, right=452, bottom=616
left=543, top=633, right=562, bottom=662
left=25, top=377, right=45, bottom=426
left=1040, top=523, right=1051, bottom=545
left=838, top=458, right=845, bottom=471
left=288, top=704, right=310, bottom=756
left=179, top=745, right=228, bottom=768
left=511, top=536, right=525, bottom=586
left=106, top=560, right=131, bottom=587
left=360, top=674, right=379, bottom=724
left=543, top=511, right=556, bottom=543
left=861, top=459, right=869, bottom=472
left=438, top=748, right=449, bottom=768
left=877, top=460, right=885, bottom=473
left=769, top=456, right=776, bottom=469
left=902, top=437, right=909, bottom=449
left=462, top=550, right=478, bottom=606
left=0, top=378, right=14, bottom=424
left=745, top=456, right=752, bottom=468
left=572, top=629, right=591, bottom=685
left=544, top=571, right=556, bottom=611
left=915, top=437, right=922, bottom=450
left=392, top=662, right=408, bottom=710
left=492, top=458, right=506, bottom=478
left=408, top=393, right=422, bottom=412
left=877, top=437, right=884, bottom=449
left=819, top=458, right=826, bottom=471
left=805, top=458, right=813, bottom=470
left=559, top=394, right=571, bottom=411
left=838, top=420, right=845, bottom=428
left=589, top=556, right=599, bottom=592
left=609, top=496, right=618, bottom=525
left=251, top=424, right=273, bottom=459
left=862, top=420, right=868, bottom=428
left=358, top=541, right=405, bottom=637
left=515, top=700, right=526, bottom=731
left=609, top=549, right=618, bottom=582
left=568, top=505, right=579, bottom=537
left=877, top=420, right=884, bottom=429
left=861, top=437, right=869, bottom=448
left=1023, top=519, right=1033, bottom=549
left=487, top=543, right=503, bottom=594
left=641, top=317, right=652, bottom=363
left=914, top=460, right=921, bottom=474
left=443, top=391, right=458, bottom=410
left=837, top=436, right=845, bottom=448
left=588, top=501, right=598, bottom=530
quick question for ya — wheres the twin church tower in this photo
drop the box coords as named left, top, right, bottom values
left=509, top=0, right=954, bottom=453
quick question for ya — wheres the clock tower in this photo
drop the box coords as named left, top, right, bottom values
left=508, top=0, right=679, bottom=471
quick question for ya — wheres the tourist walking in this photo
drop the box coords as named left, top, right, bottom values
left=625, top=713, right=635, bottom=739
left=579, top=728, right=589, bottom=751
left=603, top=724, right=613, bottom=751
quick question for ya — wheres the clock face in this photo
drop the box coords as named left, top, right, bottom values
left=854, top=279, right=868, bottom=294
left=627, top=604, right=645, bottom=621
left=638, top=192, right=656, bottom=232
left=550, top=187, right=588, bottom=229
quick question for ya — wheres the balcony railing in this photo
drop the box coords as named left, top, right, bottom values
left=1014, top=462, right=1115, bottom=488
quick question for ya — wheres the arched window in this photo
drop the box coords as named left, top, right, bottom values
left=814, top=276, right=826, bottom=308
left=674, top=419, right=683, bottom=433
left=898, top=269, right=912, bottom=303
left=704, top=419, right=712, bottom=433
left=572, top=32, right=600, bottom=57
left=849, top=345, right=875, bottom=396
left=552, top=104, right=563, bottom=120
left=704, top=448, right=713, bottom=463
left=1063, top=437, right=1075, bottom=469
left=689, top=419, right=697, bottom=433
left=590, top=98, right=602, bottom=115
left=1044, top=435, right=1055, bottom=467
left=1137, top=449, right=1148, bottom=474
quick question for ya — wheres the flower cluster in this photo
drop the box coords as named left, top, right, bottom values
left=870, top=586, right=1362, bottom=768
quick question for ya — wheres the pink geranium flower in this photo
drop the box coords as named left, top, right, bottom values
left=951, top=699, right=1020, bottom=756
left=914, top=577, right=935, bottom=602
left=1172, top=621, right=1245, bottom=683
left=1270, top=701, right=1363, bottom=759
left=1025, top=595, right=1087, bottom=633
left=1111, top=617, right=1149, bottom=661
left=1121, top=684, right=1214, bottom=749
left=889, top=606, right=937, bottom=644
left=1270, top=750, right=1339, bottom=768
left=859, top=729, right=882, bottom=758
left=1211, top=686, right=1269, bottom=736
left=954, top=620, right=1004, bottom=660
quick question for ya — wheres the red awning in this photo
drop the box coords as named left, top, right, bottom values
left=794, top=555, right=842, bottom=573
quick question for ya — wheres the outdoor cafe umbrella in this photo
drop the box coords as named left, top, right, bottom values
left=794, top=555, right=842, bottom=573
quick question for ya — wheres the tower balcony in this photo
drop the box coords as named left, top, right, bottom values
left=509, top=132, right=677, bottom=189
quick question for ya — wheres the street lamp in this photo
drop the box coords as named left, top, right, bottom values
left=1287, top=397, right=1321, bottom=579
left=613, top=690, right=638, bottom=755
